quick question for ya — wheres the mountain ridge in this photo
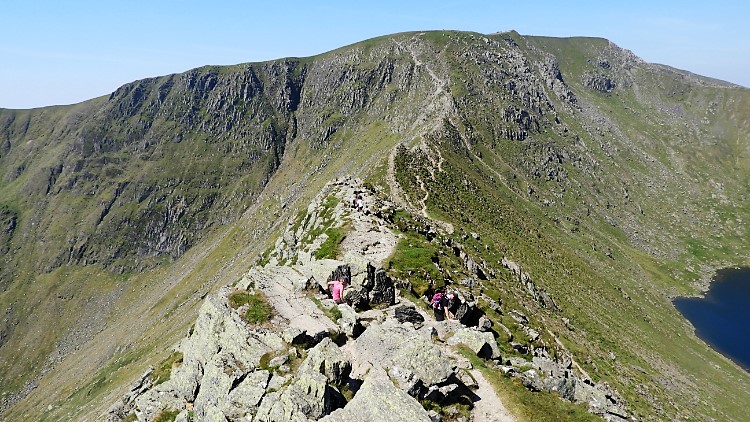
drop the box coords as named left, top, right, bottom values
left=1, top=29, right=749, bottom=421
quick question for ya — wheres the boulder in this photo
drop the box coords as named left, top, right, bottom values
left=477, top=316, right=493, bottom=332
left=255, top=370, right=335, bottom=421
left=336, top=303, right=363, bottom=338
left=321, top=368, right=432, bottom=422
left=447, top=328, right=501, bottom=360
left=429, top=319, right=464, bottom=341
left=223, top=370, right=270, bottom=419
left=369, top=266, right=395, bottom=305
left=349, top=322, right=455, bottom=389
left=299, top=337, right=352, bottom=385
left=519, top=369, right=545, bottom=391
left=394, top=305, right=425, bottom=325
left=344, top=287, right=370, bottom=310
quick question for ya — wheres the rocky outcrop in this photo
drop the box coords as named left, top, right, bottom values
left=501, top=352, right=629, bottom=422
left=320, top=368, right=432, bottom=422
left=583, top=72, right=617, bottom=93
left=501, top=256, right=558, bottom=311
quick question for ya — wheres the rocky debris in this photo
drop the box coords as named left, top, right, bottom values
left=500, top=353, right=629, bottom=422
left=0, top=207, right=17, bottom=255
left=104, top=178, right=630, bottom=422
left=105, top=367, right=154, bottom=422
left=501, top=257, right=558, bottom=310
left=122, top=291, right=284, bottom=421
left=477, top=315, right=493, bottom=332
left=481, top=293, right=503, bottom=313
left=253, top=373, right=326, bottom=421
left=299, top=338, right=352, bottom=385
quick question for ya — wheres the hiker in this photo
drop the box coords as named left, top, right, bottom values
left=445, top=291, right=460, bottom=320
left=431, top=288, right=446, bottom=321
left=328, top=276, right=347, bottom=304
left=352, top=192, right=359, bottom=209
left=356, top=194, right=364, bottom=213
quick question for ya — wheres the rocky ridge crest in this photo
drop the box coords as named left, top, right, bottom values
left=106, top=178, right=628, bottom=421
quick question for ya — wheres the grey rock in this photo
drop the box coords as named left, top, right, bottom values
left=447, top=328, right=501, bottom=360
left=321, top=368, right=432, bottom=422
left=511, top=342, right=528, bottom=354
left=267, top=373, right=289, bottom=391
left=299, top=337, right=352, bottom=385
left=388, top=366, right=425, bottom=397
left=429, top=319, right=464, bottom=342
left=477, top=316, right=493, bottom=332
left=455, top=369, right=478, bottom=390
left=519, top=369, right=544, bottom=391
left=282, top=327, right=307, bottom=344
left=335, top=303, right=363, bottom=338
left=224, top=370, right=270, bottom=419
left=394, top=305, right=425, bottom=325
left=368, top=265, right=395, bottom=306
left=427, top=409, right=442, bottom=422
left=343, top=287, right=370, bottom=310
left=256, top=369, right=334, bottom=421
left=269, top=355, right=289, bottom=368
left=349, top=323, right=455, bottom=388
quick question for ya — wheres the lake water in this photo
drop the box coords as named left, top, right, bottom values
left=673, top=268, right=750, bottom=372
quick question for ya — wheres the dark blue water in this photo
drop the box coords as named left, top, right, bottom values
left=673, top=268, right=750, bottom=372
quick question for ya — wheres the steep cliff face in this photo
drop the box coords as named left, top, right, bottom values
left=0, top=36, right=452, bottom=278
left=1, top=30, right=750, bottom=421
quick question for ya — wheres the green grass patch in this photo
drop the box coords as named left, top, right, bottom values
left=329, top=305, right=343, bottom=321
left=152, top=409, right=180, bottom=422
left=387, top=236, right=442, bottom=296
left=122, top=413, right=138, bottom=422
left=313, top=225, right=348, bottom=259
left=308, top=293, right=343, bottom=322
left=228, top=289, right=274, bottom=324
left=151, top=351, right=184, bottom=386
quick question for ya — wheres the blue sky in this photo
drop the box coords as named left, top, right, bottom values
left=2, top=1, right=748, bottom=109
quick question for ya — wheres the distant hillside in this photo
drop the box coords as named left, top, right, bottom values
left=1, top=30, right=749, bottom=421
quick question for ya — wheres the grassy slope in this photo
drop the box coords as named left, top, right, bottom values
left=388, top=32, right=750, bottom=421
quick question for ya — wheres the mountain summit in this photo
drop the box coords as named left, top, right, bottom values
left=1, top=30, right=749, bottom=421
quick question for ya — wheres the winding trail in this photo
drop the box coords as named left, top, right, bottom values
left=334, top=180, right=513, bottom=421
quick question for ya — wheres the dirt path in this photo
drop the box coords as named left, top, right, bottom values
left=470, top=368, right=516, bottom=422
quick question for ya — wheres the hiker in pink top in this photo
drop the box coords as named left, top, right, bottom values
left=328, top=276, right=348, bottom=304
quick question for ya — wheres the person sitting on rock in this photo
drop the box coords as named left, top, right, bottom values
left=328, top=276, right=347, bottom=304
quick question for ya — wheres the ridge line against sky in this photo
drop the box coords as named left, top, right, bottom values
left=2, top=0, right=748, bottom=109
